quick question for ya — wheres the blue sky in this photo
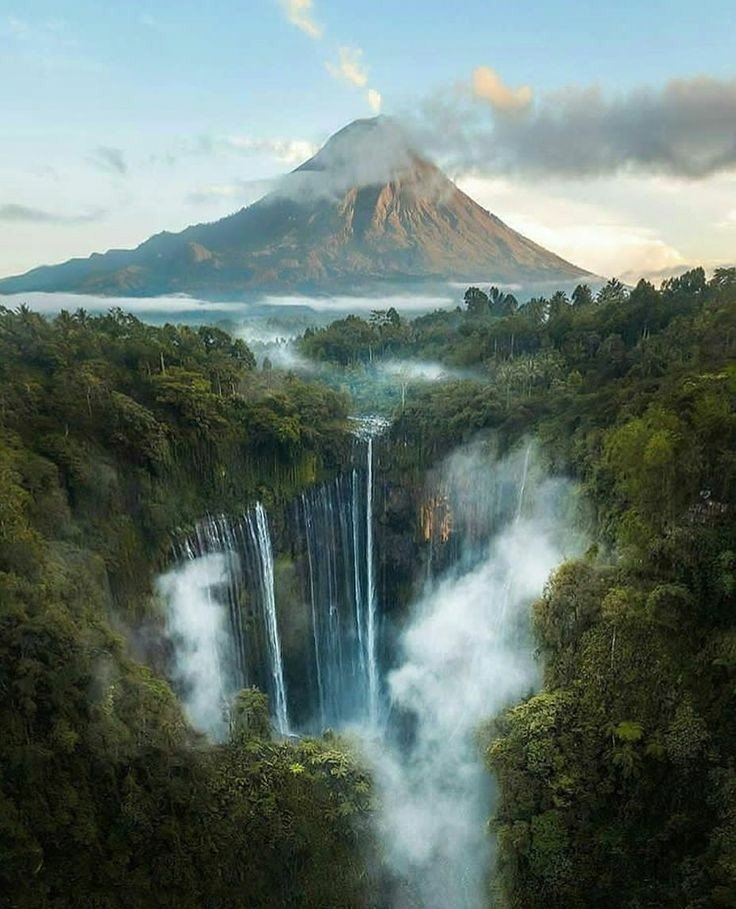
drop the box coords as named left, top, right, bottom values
left=2, top=0, right=735, bottom=280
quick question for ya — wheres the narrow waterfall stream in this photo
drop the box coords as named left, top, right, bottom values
left=159, top=502, right=291, bottom=738
left=247, top=502, right=289, bottom=736
left=365, top=433, right=379, bottom=724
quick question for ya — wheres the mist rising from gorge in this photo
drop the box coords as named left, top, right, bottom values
left=359, top=441, right=582, bottom=907
left=157, top=433, right=583, bottom=906
left=157, top=554, right=231, bottom=741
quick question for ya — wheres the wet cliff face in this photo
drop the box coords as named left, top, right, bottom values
left=372, top=435, right=544, bottom=624
left=377, top=476, right=424, bottom=612
left=157, top=428, right=480, bottom=738
left=371, top=437, right=463, bottom=629
left=375, top=475, right=468, bottom=606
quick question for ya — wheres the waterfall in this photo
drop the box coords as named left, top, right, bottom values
left=162, top=431, right=383, bottom=736
left=515, top=441, right=532, bottom=521
left=161, top=503, right=289, bottom=737
left=351, top=467, right=366, bottom=684
left=355, top=415, right=388, bottom=724
left=365, top=433, right=380, bottom=724
left=161, top=432, right=553, bottom=747
left=296, top=466, right=371, bottom=728
left=285, top=415, right=387, bottom=730
left=246, top=503, right=289, bottom=736
left=301, top=496, right=325, bottom=726
left=158, top=433, right=582, bottom=906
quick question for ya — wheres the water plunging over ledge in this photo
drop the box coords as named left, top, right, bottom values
left=159, top=437, right=582, bottom=908
left=160, top=414, right=389, bottom=737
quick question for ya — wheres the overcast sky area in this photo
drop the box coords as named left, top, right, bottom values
left=2, top=0, right=735, bottom=281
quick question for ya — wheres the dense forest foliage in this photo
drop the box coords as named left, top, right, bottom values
left=2, top=265, right=736, bottom=907
left=326, top=269, right=736, bottom=907
left=303, top=268, right=736, bottom=906
left=0, top=307, right=378, bottom=908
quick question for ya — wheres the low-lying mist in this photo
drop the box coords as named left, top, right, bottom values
left=2, top=290, right=455, bottom=321
left=360, top=441, right=582, bottom=908
left=157, top=553, right=232, bottom=741
left=377, top=358, right=471, bottom=383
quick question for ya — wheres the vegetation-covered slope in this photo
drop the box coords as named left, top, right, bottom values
left=302, top=267, right=736, bottom=906
left=2, top=264, right=736, bottom=908
left=0, top=306, right=377, bottom=908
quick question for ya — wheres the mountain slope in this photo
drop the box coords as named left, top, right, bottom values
left=0, top=118, right=589, bottom=297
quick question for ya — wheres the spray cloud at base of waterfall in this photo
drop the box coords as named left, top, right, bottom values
left=157, top=553, right=232, bottom=741
left=156, top=431, right=582, bottom=905
left=158, top=504, right=291, bottom=741
left=359, top=440, right=583, bottom=909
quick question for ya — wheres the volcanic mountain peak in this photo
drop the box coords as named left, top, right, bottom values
left=297, top=116, right=413, bottom=172
left=276, top=116, right=431, bottom=203
left=0, top=117, right=590, bottom=297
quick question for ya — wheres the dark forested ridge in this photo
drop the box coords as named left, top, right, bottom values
left=0, top=307, right=377, bottom=908
left=2, top=265, right=736, bottom=908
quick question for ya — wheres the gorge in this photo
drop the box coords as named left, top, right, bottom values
left=1, top=268, right=735, bottom=908
left=159, top=431, right=583, bottom=907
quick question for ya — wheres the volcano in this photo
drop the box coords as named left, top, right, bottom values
left=0, top=117, right=589, bottom=297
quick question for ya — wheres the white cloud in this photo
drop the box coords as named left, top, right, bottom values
left=185, top=179, right=274, bottom=206
left=426, top=73, right=736, bottom=179
left=549, top=225, right=684, bottom=280
left=275, top=1, right=384, bottom=119
left=325, top=46, right=384, bottom=116
left=261, top=293, right=454, bottom=312
left=326, top=45, right=368, bottom=87
left=0, top=203, right=105, bottom=225
left=189, top=183, right=242, bottom=200
left=367, top=88, right=382, bottom=114
left=717, top=209, right=736, bottom=228
left=154, top=135, right=317, bottom=168
left=220, top=136, right=317, bottom=164
left=4, top=15, right=74, bottom=46
left=471, top=66, right=532, bottom=113
left=456, top=174, right=686, bottom=279
left=279, top=0, right=322, bottom=39
left=6, top=15, right=30, bottom=38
